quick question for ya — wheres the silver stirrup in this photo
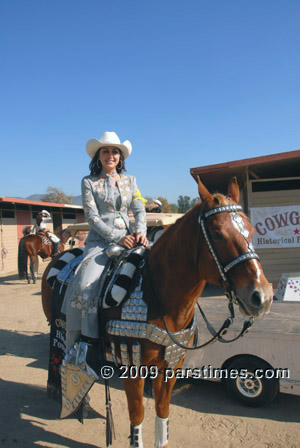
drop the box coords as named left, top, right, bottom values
left=105, top=244, right=125, bottom=258
left=60, top=341, right=99, bottom=419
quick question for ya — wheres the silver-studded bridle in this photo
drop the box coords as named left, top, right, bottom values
left=146, top=202, right=260, bottom=351
left=198, top=203, right=259, bottom=302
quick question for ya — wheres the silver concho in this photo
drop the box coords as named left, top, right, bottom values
left=107, top=275, right=197, bottom=370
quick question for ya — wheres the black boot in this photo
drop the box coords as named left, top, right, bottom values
left=51, top=241, right=59, bottom=257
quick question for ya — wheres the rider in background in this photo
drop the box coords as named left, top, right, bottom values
left=35, top=210, right=60, bottom=256
left=146, top=198, right=162, bottom=213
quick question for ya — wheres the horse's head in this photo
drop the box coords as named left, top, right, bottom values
left=197, top=176, right=273, bottom=318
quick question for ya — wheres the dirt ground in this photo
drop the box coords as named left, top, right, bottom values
left=1, top=268, right=300, bottom=448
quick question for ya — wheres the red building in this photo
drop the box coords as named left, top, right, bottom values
left=0, top=197, right=84, bottom=276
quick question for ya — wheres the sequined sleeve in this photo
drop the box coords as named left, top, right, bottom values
left=130, top=176, right=147, bottom=236
left=81, top=177, right=116, bottom=243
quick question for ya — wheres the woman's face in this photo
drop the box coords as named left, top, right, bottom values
left=99, top=146, right=121, bottom=173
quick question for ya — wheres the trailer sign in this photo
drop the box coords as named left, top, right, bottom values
left=250, top=206, right=300, bottom=248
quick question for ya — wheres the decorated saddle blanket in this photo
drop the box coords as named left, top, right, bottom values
left=46, top=245, right=146, bottom=309
left=46, top=247, right=84, bottom=287
left=101, top=246, right=145, bottom=308
left=38, top=233, right=52, bottom=247
left=47, top=278, right=67, bottom=402
left=46, top=245, right=146, bottom=403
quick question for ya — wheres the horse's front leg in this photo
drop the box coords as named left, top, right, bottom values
left=123, top=376, right=145, bottom=448
left=152, top=372, right=178, bottom=448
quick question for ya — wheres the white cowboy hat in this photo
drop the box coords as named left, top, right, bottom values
left=40, top=210, right=51, bottom=216
left=86, top=131, right=132, bottom=159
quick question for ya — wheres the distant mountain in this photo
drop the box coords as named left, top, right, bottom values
left=72, top=195, right=82, bottom=205
left=25, top=194, right=82, bottom=206
left=26, top=194, right=44, bottom=201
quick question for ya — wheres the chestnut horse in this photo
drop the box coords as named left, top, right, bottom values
left=42, top=177, right=273, bottom=447
left=18, top=228, right=71, bottom=284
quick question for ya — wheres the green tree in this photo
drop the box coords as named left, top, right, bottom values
left=177, top=195, right=199, bottom=213
left=42, top=187, right=73, bottom=204
left=169, top=203, right=179, bottom=213
left=177, top=195, right=191, bottom=213
left=190, top=197, right=199, bottom=208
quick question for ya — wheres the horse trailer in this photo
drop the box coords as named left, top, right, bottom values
left=183, top=296, right=300, bottom=406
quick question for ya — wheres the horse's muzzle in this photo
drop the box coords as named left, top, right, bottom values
left=236, top=283, right=273, bottom=317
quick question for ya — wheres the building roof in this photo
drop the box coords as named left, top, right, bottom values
left=190, top=149, right=300, bottom=192
left=0, top=197, right=83, bottom=209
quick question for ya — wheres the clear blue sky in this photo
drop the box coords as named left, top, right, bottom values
left=0, top=0, right=299, bottom=203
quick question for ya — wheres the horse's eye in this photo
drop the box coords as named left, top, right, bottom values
left=211, top=231, right=223, bottom=241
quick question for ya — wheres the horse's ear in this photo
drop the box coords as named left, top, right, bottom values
left=197, top=176, right=214, bottom=209
left=227, top=177, right=240, bottom=203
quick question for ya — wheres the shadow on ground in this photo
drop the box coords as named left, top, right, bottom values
left=0, top=273, right=44, bottom=285
left=0, top=328, right=49, bottom=370
left=0, top=379, right=102, bottom=448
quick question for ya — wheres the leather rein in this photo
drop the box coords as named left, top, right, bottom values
left=145, top=203, right=260, bottom=350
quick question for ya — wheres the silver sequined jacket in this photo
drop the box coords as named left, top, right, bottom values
left=81, top=174, right=147, bottom=245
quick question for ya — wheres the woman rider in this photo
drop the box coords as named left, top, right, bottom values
left=60, top=131, right=148, bottom=418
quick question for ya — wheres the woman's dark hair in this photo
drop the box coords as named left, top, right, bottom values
left=89, top=147, right=126, bottom=175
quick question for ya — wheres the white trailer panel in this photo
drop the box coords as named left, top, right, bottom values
left=183, top=299, right=300, bottom=403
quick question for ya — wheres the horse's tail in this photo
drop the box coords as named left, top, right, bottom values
left=18, top=237, right=28, bottom=279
